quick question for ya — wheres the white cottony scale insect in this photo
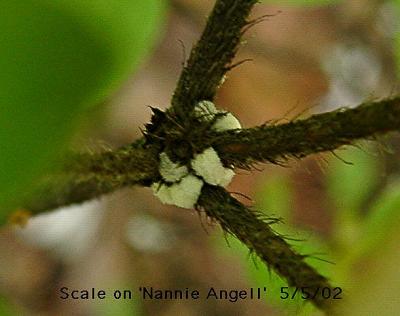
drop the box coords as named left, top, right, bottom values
left=151, top=101, right=241, bottom=209
left=158, top=152, right=188, bottom=183
left=191, top=147, right=235, bottom=187
left=194, top=100, right=241, bottom=131
left=151, top=182, right=174, bottom=205
left=212, top=112, right=241, bottom=131
left=151, top=175, right=204, bottom=209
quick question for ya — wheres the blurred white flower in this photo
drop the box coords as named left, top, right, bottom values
left=17, top=201, right=103, bottom=261
left=125, top=215, right=175, bottom=253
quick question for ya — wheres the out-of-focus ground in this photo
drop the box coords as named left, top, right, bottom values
left=1, top=1, right=400, bottom=315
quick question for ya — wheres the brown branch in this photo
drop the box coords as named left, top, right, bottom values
left=170, top=0, right=258, bottom=121
left=20, top=144, right=159, bottom=214
left=209, top=96, right=400, bottom=167
left=198, top=184, right=336, bottom=312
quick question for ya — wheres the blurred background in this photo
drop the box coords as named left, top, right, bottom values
left=1, top=0, right=400, bottom=315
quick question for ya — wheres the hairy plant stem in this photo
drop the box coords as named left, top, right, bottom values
left=171, top=0, right=257, bottom=121
left=198, top=184, right=335, bottom=312
left=21, top=144, right=159, bottom=214
left=211, top=96, right=400, bottom=167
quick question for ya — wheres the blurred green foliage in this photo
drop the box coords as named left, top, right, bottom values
left=0, top=296, right=19, bottom=316
left=393, top=1, right=400, bottom=76
left=327, top=148, right=379, bottom=214
left=0, top=1, right=165, bottom=222
left=326, top=147, right=380, bottom=250
left=96, top=286, right=142, bottom=316
left=357, top=180, right=400, bottom=257
left=262, top=0, right=342, bottom=6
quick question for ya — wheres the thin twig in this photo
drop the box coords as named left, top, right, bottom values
left=170, top=0, right=258, bottom=121
left=197, top=184, right=336, bottom=312
left=21, top=144, right=159, bottom=214
left=209, top=96, right=400, bottom=167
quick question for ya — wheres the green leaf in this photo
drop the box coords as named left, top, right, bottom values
left=0, top=0, right=165, bottom=222
left=256, top=175, right=292, bottom=220
left=0, top=296, right=19, bottom=316
left=396, top=35, right=400, bottom=76
left=393, top=1, right=400, bottom=77
left=261, top=0, right=342, bottom=6
left=326, top=147, right=379, bottom=249
left=327, top=147, right=379, bottom=214
left=356, top=180, right=400, bottom=258
left=340, top=225, right=400, bottom=315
